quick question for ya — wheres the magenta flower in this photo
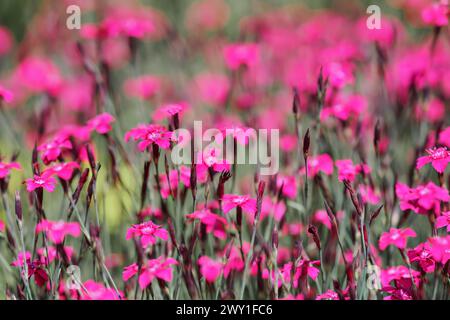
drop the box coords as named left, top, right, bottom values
left=305, top=153, right=334, bottom=177
left=421, top=2, right=448, bottom=26
left=125, top=124, right=172, bottom=151
left=38, top=137, right=72, bottom=164
left=416, top=146, right=450, bottom=173
left=0, top=26, right=13, bottom=56
left=259, top=196, right=286, bottom=222
left=316, top=289, right=349, bottom=300
left=436, top=211, right=450, bottom=232
left=223, top=43, right=259, bottom=70
left=11, top=252, right=49, bottom=287
left=407, top=242, right=436, bottom=273
left=194, top=73, right=230, bottom=106
left=87, top=112, right=115, bottom=135
left=80, top=280, right=123, bottom=300
left=158, top=169, right=179, bottom=199
left=198, top=256, right=223, bottom=283
left=439, top=126, right=450, bottom=147
left=126, top=221, right=168, bottom=248
left=37, top=246, right=74, bottom=264
left=16, top=57, right=62, bottom=95
left=0, top=219, right=4, bottom=233
left=336, top=159, right=371, bottom=182
left=358, top=185, right=381, bottom=205
left=293, top=259, right=321, bottom=287
left=222, top=194, right=257, bottom=215
left=186, top=209, right=228, bottom=239
left=36, top=220, right=81, bottom=244
left=0, top=85, right=14, bottom=103
left=428, top=236, right=450, bottom=265
left=153, top=102, right=188, bottom=122
left=123, top=75, right=161, bottom=100
left=0, top=161, right=21, bottom=179
left=379, top=228, right=416, bottom=251
left=44, top=161, right=79, bottom=180
left=123, top=257, right=178, bottom=289
left=199, top=147, right=230, bottom=172
left=396, top=182, right=450, bottom=215
left=276, top=175, right=298, bottom=199
left=381, top=265, right=421, bottom=299
left=25, top=172, right=57, bottom=193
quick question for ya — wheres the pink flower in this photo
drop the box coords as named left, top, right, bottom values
left=0, top=85, right=14, bottom=103
left=428, top=236, right=450, bottom=265
left=43, top=162, right=79, bottom=180
left=122, top=263, right=139, bottom=282
left=16, top=57, right=62, bottom=95
left=158, top=170, right=179, bottom=199
left=316, top=290, right=346, bottom=300
left=439, top=126, right=450, bottom=147
left=314, top=210, right=332, bottom=230
left=407, top=242, right=436, bottom=273
left=126, top=221, right=168, bottom=248
left=305, top=154, right=334, bottom=177
left=125, top=124, right=172, bottom=151
left=11, top=252, right=49, bottom=287
left=276, top=175, right=298, bottom=199
left=223, top=43, right=259, bottom=70
left=123, top=75, right=161, bottom=100
left=323, top=62, right=354, bottom=88
left=35, top=220, right=81, bottom=244
left=336, top=159, right=371, bottom=182
left=25, top=172, right=57, bottom=193
left=186, top=209, right=227, bottom=239
left=37, top=246, right=74, bottom=264
left=138, top=206, right=163, bottom=220
left=436, top=211, right=450, bottom=232
left=320, top=94, right=367, bottom=121
left=0, top=219, right=4, bottom=233
left=0, top=26, right=13, bottom=56
left=379, top=228, right=416, bottom=251
left=259, top=196, right=286, bottom=222
left=222, top=194, right=257, bottom=215
left=0, top=161, right=21, bottom=179
left=80, top=280, right=122, bottom=300
left=137, top=257, right=178, bottom=289
left=38, top=137, right=72, bottom=164
left=262, top=262, right=292, bottom=288
left=198, top=256, right=223, bottom=283
left=199, top=147, right=230, bottom=172
left=381, top=265, right=421, bottom=298
left=87, top=113, right=115, bottom=134
left=293, top=259, right=321, bottom=287
left=421, top=2, right=448, bottom=26
left=396, top=182, right=450, bottom=215
left=194, top=73, right=230, bottom=106
left=358, top=185, right=381, bottom=205
left=416, top=147, right=450, bottom=173
left=153, top=102, right=188, bottom=122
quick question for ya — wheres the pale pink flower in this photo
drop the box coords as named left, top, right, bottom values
left=35, top=220, right=81, bottom=244
left=126, top=221, right=168, bottom=248
left=379, top=228, right=416, bottom=250
left=416, top=146, right=450, bottom=173
left=194, top=73, right=230, bottom=106
left=87, top=113, right=115, bottom=134
left=198, top=256, right=223, bottom=283
left=0, top=161, right=21, bottom=179
left=222, top=194, right=257, bottom=215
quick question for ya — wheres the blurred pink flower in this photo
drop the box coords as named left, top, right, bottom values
left=0, top=219, right=4, bottom=233
left=416, top=146, right=450, bottom=173
left=38, top=136, right=72, bottom=164
left=198, top=256, right=223, bottom=283
left=37, top=246, right=74, bottom=264
left=223, top=43, right=259, bottom=70
left=0, top=161, right=21, bottom=179
left=0, top=85, right=14, bottom=103
left=293, top=259, right=321, bottom=287
left=80, top=280, right=122, bottom=300
left=439, top=126, right=450, bottom=147
left=304, top=153, right=334, bottom=177
left=16, top=57, right=62, bottom=95
left=153, top=102, right=188, bottom=122
left=87, top=112, right=115, bottom=134
left=379, top=228, right=416, bottom=250
left=158, top=170, right=178, bottom=199
left=194, top=73, right=230, bottom=106
left=0, top=26, right=13, bottom=56
left=43, top=161, right=79, bottom=180
left=358, top=185, right=381, bottom=205
left=123, top=75, right=161, bottom=100
left=336, top=159, right=371, bottom=182
left=421, top=2, right=448, bottom=26
left=276, top=175, right=298, bottom=199
left=126, top=221, right=168, bottom=249
left=36, top=220, right=81, bottom=244
left=199, top=147, right=230, bottom=172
